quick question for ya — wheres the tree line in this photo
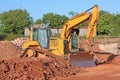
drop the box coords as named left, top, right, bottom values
left=0, top=9, right=120, bottom=36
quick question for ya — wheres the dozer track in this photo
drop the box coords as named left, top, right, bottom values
left=20, top=47, right=96, bottom=67
left=20, top=47, right=53, bottom=58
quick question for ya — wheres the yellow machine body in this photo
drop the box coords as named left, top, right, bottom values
left=50, top=38, right=64, bottom=56
left=22, top=5, right=99, bottom=67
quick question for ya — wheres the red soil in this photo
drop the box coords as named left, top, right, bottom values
left=0, top=41, right=120, bottom=80
left=0, top=41, right=22, bottom=60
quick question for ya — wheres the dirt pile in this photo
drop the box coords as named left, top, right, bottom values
left=95, top=52, right=114, bottom=64
left=0, top=41, right=80, bottom=79
left=0, top=57, right=80, bottom=80
left=0, top=41, right=22, bottom=60
left=95, top=51, right=120, bottom=65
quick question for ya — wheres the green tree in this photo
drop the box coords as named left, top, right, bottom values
left=97, top=10, right=120, bottom=36
left=0, top=9, right=33, bottom=35
left=35, top=18, right=42, bottom=24
left=110, top=14, right=120, bottom=36
left=42, top=13, right=54, bottom=25
left=42, top=13, right=69, bottom=28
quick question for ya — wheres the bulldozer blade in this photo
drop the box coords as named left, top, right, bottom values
left=69, top=51, right=96, bottom=67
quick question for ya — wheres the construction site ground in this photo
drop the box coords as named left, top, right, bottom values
left=0, top=39, right=120, bottom=80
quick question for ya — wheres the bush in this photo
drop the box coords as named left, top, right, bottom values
left=0, top=34, right=7, bottom=40
left=0, top=33, right=25, bottom=41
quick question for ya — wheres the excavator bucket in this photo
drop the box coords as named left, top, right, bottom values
left=69, top=51, right=96, bottom=67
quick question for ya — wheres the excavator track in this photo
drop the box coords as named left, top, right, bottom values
left=20, top=47, right=96, bottom=67
left=20, top=47, right=53, bottom=58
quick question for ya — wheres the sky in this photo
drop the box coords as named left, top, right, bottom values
left=0, top=0, right=120, bottom=21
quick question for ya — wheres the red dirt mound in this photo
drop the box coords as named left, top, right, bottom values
left=0, top=41, right=22, bottom=60
left=0, top=56, right=80, bottom=80
left=95, top=51, right=120, bottom=65
left=95, top=52, right=114, bottom=64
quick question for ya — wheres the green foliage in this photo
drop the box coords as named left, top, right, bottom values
left=97, top=11, right=120, bottom=36
left=35, top=19, right=42, bottom=24
left=0, top=34, right=7, bottom=40
left=0, top=9, right=33, bottom=35
left=42, top=13, right=69, bottom=28
left=97, top=11, right=114, bottom=35
left=0, top=33, right=24, bottom=40
left=1, top=9, right=120, bottom=37
left=4, top=34, right=19, bottom=40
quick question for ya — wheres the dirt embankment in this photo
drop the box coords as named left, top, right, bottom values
left=0, top=41, right=22, bottom=60
left=0, top=41, right=80, bottom=80
left=0, top=57, right=80, bottom=80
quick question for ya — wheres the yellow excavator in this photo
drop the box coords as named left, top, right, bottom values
left=21, top=5, right=99, bottom=67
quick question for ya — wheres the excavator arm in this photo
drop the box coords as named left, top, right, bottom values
left=59, top=5, right=99, bottom=67
left=60, top=12, right=90, bottom=39
left=60, top=5, right=99, bottom=43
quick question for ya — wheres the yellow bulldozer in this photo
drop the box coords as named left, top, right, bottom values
left=21, top=5, right=99, bottom=67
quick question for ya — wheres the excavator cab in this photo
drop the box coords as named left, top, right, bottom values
left=70, top=28, right=79, bottom=52
left=33, top=28, right=50, bottom=49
